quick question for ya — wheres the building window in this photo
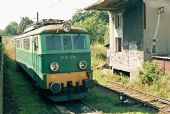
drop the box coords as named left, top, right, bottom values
left=143, top=3, right=146, bottom=29
left=23, top=38, right=30, bottom=50
left=116, top=14, right=122, bottom=29
left=116, top=37, right=122, bottom=52
left=152, top=44, right=157, bottom=54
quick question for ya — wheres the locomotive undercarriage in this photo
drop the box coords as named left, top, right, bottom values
left=43, top=81, right=89, bottom=102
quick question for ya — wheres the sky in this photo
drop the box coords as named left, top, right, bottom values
left=0, top=0, right=98, bottom=29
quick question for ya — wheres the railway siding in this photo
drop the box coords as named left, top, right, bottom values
left=102, top=81, right=170, bottom=114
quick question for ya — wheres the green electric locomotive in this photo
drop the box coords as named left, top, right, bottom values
left=15, top=19, right=95, bottom=101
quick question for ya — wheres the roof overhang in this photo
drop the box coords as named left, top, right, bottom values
left=85, top=0, right=140, bottom=11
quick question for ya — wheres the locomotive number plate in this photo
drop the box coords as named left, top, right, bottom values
left=60, top=56, right=76, bottom=60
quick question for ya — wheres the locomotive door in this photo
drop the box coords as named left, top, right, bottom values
left=32, top=36, right=39, bottom=73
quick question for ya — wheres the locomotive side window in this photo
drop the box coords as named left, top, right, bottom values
left=23, top=38, right=30, bottom=50
left=63, top=36, right=72, bottom=50
left=46, top=36, right=61, bottom=50
left=16, top=39, right=20, bottom=48
left=73, top=35, right=86, bottom=49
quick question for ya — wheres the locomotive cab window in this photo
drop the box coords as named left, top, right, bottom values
left=73, top=35, right=86, bottom=49
left=46, top=36, right=61, bottom=50
left=63, top=36, right=72, bottom=50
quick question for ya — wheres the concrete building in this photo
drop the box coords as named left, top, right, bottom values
left=86, top=0, right=170, bottom=80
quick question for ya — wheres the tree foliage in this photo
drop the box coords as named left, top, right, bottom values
left=17, top=17, right=33, bottom=34
left=4, top=22, right=18, bottom=35
left=72, top=10, right=109, bottom=44
left=1, top=17, right=33, bottom=36
left=72, top=10, right=109, bottom=24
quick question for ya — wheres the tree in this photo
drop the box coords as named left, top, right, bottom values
left=18, top=17, right=33, bottom=34
left=72, top=10, right=109, bottom=24
left=72, top=10, right=109, bottom=44
left=4, top=21, right=18, bottom=35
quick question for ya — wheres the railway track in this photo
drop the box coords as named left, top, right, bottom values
left=80, top=99, right=100, bottom=114
left=54, top=99, right=100, bottom=114
left=99, top=81, right=170, bottom=114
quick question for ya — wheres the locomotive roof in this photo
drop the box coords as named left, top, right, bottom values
left=16, top=24, right=88, bottom=38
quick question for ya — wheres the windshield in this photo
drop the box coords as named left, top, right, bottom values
left=46, top=34, right=87, bottom=51
left=46, top=36, right=61, bottom=50
left=73, top=35, right=86, bottom=49
left=63, top=36, right=72, bottom=50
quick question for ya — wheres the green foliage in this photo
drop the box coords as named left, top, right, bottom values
left=139, top=61, right=164, bottom=85
left=72, top=10, right=109, bottom=44
left=4, top=22, right=18, bottom=35
left=17, top=17, right=33, bottom=34
left=91, top=43, right=106, bottom=60
left=72, top=10, right=109, bottom=24
left=2, top=17, right=33, bottom=36
left=91, top=43, right=106, bottom=69
left=115, top=73, right=130, bottom=84
left=131, top=73, right=170, bottom=99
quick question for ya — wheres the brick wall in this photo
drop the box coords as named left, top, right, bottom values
left=153, top=56, right=170, bottom=72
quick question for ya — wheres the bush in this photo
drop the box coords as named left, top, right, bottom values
left=91, top=43, right=106, bottom=60
left=139, top=61, right=164, bottom=85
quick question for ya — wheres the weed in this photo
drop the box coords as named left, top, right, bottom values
left=139, top=61, right=164, bottom=85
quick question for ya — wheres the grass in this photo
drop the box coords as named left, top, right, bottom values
left=91, top=43, right=170, bottom=101
left=91, top=43, right=130, bottom=85
left=3, top=39, right=157, bottom=114
left=84, top=87, right=157, bottom=114
left=3, top=57, right=157, bottom=114
left=129, top=74, right=170, bottom=100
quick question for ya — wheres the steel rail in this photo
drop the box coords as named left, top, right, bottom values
left=98, top=81, right=170, bottom=114
left=80, top=99, right=100, bottom=114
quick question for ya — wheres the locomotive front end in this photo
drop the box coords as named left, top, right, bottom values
left=15, top=19, right=94, bottom=102
left=40, top=23, right=95, bottom=101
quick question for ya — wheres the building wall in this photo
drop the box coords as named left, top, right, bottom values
left=108, top=1, right=144, bottom=80
left=153, top=57, right=170, bottom=73
left=144, top=0, right=170, bottom=60
left=123, top=0, right=144, bottom=51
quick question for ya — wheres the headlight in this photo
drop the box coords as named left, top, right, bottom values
left=50, top=82, right=61, bottom=94
left=79, top=61, right=87, bottom=70
left=63, top=22, right=71, bottom=32
left=50, top=62, right=59, bottom=71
